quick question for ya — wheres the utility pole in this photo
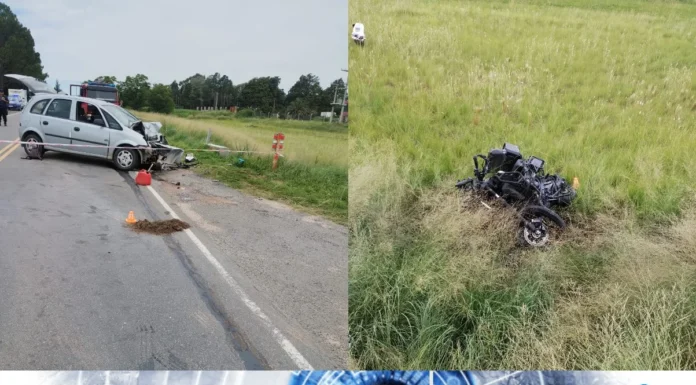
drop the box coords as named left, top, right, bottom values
left=329, top=86, right=338, bottom=123
left=339, top=86, right=348, bottom=124
left=215, top=92, right=219, bottom=110
left=339, top=69, right=348, bottom=123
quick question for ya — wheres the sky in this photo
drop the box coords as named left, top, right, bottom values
left=4, top=0, right=348, bottom=92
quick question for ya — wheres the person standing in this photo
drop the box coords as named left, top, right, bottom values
left=0, top=92, right=8, bottom=126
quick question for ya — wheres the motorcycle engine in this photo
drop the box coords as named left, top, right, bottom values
left=542, top=175, right=576, bottom=206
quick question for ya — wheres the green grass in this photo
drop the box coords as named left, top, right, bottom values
left=349, top=0, right=696, bottom=370
left=139, top=111, right=347, bottom=167
left=171, top=109, right=348, bottom=133
left=134, top=112, right=347, bottom=224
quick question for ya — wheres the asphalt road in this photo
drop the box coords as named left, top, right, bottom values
left=0, top=112, right=348, bottom=370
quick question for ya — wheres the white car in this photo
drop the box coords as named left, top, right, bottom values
left=10, top=74, right=183, bottom=171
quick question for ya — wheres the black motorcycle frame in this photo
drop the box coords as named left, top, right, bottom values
left=456, top=143, right=576, bottom=246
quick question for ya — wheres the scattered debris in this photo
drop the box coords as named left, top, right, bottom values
left=207, top=143, right=231, bottom=157
left=128, top=219, right=190, bottom=235
left=185, top=153, right=196, bottom=163
left=135, top=169, right=152, bottom=186
left=352, top=22, right=366, bottom=47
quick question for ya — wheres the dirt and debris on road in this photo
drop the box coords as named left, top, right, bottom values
left=128, top=219, right=191, bottom=234
left=152, top=168, right=349, bottom=365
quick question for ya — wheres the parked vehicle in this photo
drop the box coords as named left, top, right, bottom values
left=455, top=143, right=576, bottom=246
left=70, top=80, right=121, bottom=105
left=7, top=89, right=27, bottom=110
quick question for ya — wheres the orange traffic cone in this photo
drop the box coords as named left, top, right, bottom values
left=126, top=211, right=137, bottom=224
left=572, top=176, right=580, bottom=190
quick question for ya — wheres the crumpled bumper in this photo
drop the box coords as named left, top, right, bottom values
left=141, top=142, right=185, bottom=167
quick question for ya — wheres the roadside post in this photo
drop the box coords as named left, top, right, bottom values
left=272, top=132, right=285, bottom=170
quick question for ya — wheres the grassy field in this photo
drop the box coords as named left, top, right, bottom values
left=142, top=110, right=347, bottom=166
left=349, top=0, right=696, bottom=370
left=135, top=111, right=348, bottom=224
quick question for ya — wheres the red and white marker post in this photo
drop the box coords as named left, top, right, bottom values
left=272, top=132, right=285, bottom=170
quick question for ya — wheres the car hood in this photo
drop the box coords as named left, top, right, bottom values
left=142, top=121, right=163, bottom=138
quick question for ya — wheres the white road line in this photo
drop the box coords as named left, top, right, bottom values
left=144, top=183, right=314, bottom=370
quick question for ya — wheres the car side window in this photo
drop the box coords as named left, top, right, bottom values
left=75, top=102, right=106, bottom=126
left=30, top=99, right=49, bottom=115
left=45, top=99, right=73, bottom=120
left=102, top=110, right=122, bottom=130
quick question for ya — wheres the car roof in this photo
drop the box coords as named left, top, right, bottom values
left=31, top=93, right=112, bottom=106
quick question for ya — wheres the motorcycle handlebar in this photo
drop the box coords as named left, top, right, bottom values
left=473, top=154, right=488, bottom=179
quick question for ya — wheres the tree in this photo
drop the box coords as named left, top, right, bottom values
left=54, top=80, right=62, bottom=93
left=177, top=73, right=206, bottom=109
left=322, top=78, right=345, bottom=112
left=170, top=81, right=179, bottom=106
left=148, top=84, right=175, bottom=114
left=286, top=98, right=314, bottom=117
left=119, top=74, right=151, bottom=110
left=286, top=73, right=324, bottom=115
left=237, top=76, right=285, bottom=113
left=0, top=2, right=48, bottom=90
left=94, top=75, right=118, bottom=84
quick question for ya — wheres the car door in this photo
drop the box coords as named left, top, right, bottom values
left=41, top=98, right=75, bottom=149
left=70, top=101, right=110, bottom=158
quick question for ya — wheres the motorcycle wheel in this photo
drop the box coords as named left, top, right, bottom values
left=518, top=205, right=566, bottom=247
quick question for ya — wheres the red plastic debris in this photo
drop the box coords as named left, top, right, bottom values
left=135, top=170, right=152, bottom=186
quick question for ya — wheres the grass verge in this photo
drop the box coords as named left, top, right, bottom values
left=349, top=0, right=696, bottom=369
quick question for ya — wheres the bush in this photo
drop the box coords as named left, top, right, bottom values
left=236, top=109, right=254, bottom=118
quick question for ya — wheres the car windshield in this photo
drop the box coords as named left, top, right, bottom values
left=86, top=89, right=117, bottom=101
left=101, top=104, right=140, bottom=127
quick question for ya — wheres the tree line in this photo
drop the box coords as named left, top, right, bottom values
left=101, top=72, right=346, bottom=117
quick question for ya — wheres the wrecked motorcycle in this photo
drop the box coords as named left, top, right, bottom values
left=455, top=143, right=576, bottom=247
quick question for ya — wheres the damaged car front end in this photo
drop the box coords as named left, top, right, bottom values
left=130, top=120, right=185, bottom=170
left=100, top=104, right=185, bottom=171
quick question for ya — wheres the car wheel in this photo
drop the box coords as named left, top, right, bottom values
left=112, top=147, right=141, bottom=171
left=23, top=133, right=45, bottom=157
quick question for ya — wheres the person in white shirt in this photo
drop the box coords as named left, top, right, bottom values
left=352, top=23, right=365, bottom=47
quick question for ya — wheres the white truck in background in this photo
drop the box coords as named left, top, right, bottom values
left=7, top=89, right=27, bottom=110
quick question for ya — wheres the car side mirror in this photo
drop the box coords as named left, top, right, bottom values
left=93, top=118, right=105, bottom=127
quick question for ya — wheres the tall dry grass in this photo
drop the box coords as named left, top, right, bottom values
left=349, top=0, right=696, bottom=369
